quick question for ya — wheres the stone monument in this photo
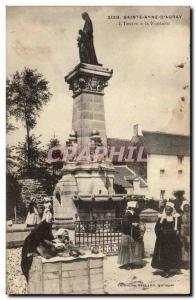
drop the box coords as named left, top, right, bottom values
left=53, top=13, right=126, bottom=225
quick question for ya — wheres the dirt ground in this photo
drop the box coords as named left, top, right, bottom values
left=104, top=255, right=190, bottom=295
left=6, top=248, right=190, bottom=295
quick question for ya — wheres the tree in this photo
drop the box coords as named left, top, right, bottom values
left=47, top=136, right=60, bottom=149
left=6, top=145, right=18, bottom=174
left=6, top=79, right=17, bottom=133
left=16, top=135, right=60, bottom=195
left=6, top=79, right=18, bottom=173
left=7, top=68, right=52, bottom=172
left=46, top=136, right=63, bottom=175
left=6, top=173, right=26, bottom=221
left=16, top=134, right=46, bottom=177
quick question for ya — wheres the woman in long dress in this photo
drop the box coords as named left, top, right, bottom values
left=180, top=200, right=190, bottom=269
left=25, top=200, right=40, bottom=228
left=21, top=209, right=55, bottom=281
left=78, top=12, right=99, bottom=65
left=118, top=201, right=145, bottom=269
left=151, top=201, right=181, bottom=277
left=42, top=197, right=53, bottom=221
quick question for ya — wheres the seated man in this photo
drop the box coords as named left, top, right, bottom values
left=21, top=209, right=56, bottom=281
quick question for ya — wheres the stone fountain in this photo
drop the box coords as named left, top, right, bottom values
left=53, top=13, right=126, bottom=225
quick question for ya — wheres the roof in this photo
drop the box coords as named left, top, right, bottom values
left=108, top=132, right=190, bottom=156
left=113, top=165, right=147, bottom=189
left=73, top=194, right=126, bottom=202
left=142, top=131, right=190, bottom=156
left=113, top=166, right=134, bottom=188
left=107, top=138, right=132, bottom=163
left=107, top=138, right=131, bottom=149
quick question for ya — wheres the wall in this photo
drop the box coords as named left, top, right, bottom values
left=146, top=154, right=190, bottom=200
left=18, top=178, right=49, bottom=214
left=133, top=180, right=147, bottom=196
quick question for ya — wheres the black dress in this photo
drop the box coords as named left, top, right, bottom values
left=80, top=16, right=98, bottom=65
left=118, top=211, right=144, bottom=266
left=151, top=217, right=181, bottom=270
left=21, top=220, right=54, bottom=281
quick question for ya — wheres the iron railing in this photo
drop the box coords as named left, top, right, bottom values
left=75, top=218, right=122, bottom=255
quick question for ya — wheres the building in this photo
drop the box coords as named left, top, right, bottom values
left=107, top=124, right=190, bottom=202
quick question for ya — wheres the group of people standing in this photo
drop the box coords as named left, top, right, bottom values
left=22, top=196, right=190, bottom=281
left=25, top=197, right=52, bottom=228
left=118, top=200, right=190, bottom=278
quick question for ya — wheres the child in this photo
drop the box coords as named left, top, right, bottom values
left=53, top=228, right=85, bottom=257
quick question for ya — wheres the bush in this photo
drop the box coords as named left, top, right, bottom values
left=6, top=173, right=26, bottom=221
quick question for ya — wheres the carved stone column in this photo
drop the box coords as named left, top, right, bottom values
left=65, top=63, right=113, bottom=148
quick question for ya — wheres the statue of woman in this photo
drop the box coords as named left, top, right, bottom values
left=77, top=12, right=99, bottom=65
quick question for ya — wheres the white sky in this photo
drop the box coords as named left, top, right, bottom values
left=6, top=6, right=190, bottom=146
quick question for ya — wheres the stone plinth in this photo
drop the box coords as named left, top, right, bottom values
left=53, top=62, right=126, bottom=224
left=27, top=254, right=105, bottom=294
left=53, top=172, right=78, bottom=224
left=53, top=161, right=118, bottom=223
left=65, top=63, right=113, bottom=148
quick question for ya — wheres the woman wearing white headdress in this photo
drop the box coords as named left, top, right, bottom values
left=151, top=201, right=181, bottom=278
left=180, top=200, right=190, bottom=269
left=118, top=201, right=146, bottom=269
left=25, top=197, right=40, bottom=228
left=42, top=197, right=52, bottom=221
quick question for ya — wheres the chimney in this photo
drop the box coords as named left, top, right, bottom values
left=133, top=124, right=143, bottom=136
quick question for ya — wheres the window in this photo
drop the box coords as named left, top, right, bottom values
left=178, top=170, right=183, bottom=175
left=160, top=190, right=165, bottom=199
left=177, top=155, right=184, bottom=164
left=160, top=169, right=165, bottom=175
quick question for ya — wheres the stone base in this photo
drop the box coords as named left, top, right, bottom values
left=53, top=161, right=125, bottom=221
left=28, top=255, right=105, bottom=294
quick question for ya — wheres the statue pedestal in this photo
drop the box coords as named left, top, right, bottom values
left=65, top=63, right=113, bottom=148
left=53, top=63, right=126, bottom=224
left=53, top=161, right=118, bottom=224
